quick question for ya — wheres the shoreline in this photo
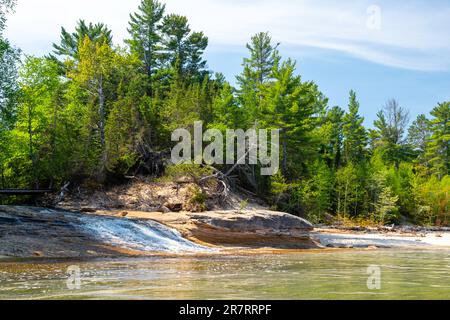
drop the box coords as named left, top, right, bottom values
left=1, top=205, right=449, bottom=260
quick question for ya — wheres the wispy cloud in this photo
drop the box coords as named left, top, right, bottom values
left=5, top=0, right=450, bottom=71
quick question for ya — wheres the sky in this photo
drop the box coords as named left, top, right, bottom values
left=4, top=0, right=450, bottom=126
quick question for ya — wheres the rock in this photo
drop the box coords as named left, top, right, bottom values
left=80, top=207, right=97, bottom=213
left=0, top=206, right=132, bottom=258
left=190, top=210, right=313, bottom=233
left=166, top=203, right=183, bottom=212
left=183, top=210, right=317, bottom=249
left=157, top=206, right=171, bottom=214
left=33, top=251, right=44, bottom=257
left=120, top=211, right=129, bottom=217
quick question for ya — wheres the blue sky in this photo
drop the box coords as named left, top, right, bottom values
left=4, top=0, right=450, bottom=126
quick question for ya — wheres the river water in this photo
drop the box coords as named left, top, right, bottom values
left=1, top=249, right=449, bottom=300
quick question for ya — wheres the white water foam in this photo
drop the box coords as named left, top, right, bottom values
left=76, top=215, right=213, bottom=253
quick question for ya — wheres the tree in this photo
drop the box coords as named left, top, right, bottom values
left=0, top=0, right=18, bottom=188
left=426, top=102, right=450, bottom=177
left=343, top=90, right=368, bottom=164
left=237, top=32, right=280, bottom=119
left=408, top=114, right=431, bottom=153
left=126, top=0, right=165, bottom=96
left=0, top=0, right=15, bottom=33
left=11, top=57, right=66, bottom=187
left=408, top=114, right=432, bottom=164
left=238, top=32, right=280, bottom=86
left=260, top=58, right=326, bottom=176
left=0, top=37, right=19, bottom=131
left=335, top=163, right=359, bottom=217
left=53, top=20, right=112, bottom=60
left=160, top=14, right=208, bottom=80
left=373, top=99, right=411, bottom=169
left=0, top=0, right=18, bottom=130
left=211, top=82, right=242, bottom=129
left=67, top=37, right=117, bottom=179
left=320, top=106, right=345, bottom=170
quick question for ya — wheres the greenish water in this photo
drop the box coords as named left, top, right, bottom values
left=0, top=249, right=449, bottom=300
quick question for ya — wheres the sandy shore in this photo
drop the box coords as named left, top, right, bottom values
left=312, top=228, right=450, bottom=249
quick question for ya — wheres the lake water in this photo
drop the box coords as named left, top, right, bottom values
left=1, top=249, right=449, bottom=300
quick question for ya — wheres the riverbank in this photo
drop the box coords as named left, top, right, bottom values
left=0, top=206, right=316, bottom=258
left=1, top=205, right=449, bottom=259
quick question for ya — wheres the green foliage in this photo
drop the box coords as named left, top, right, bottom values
left=373, top=100, right=412, bottom=168
left=0, top=0, right=15, bottom=33
left=162, top=164, right=213, bottom=182
left=343, top=91, right=368, bottom=164
left=0, top=1, right=448, bottom=227
left=425, top=102, right=450, bottom=177
left=160, top=14, right=208, bottom=80
left=0, top=37, right=19, bottom=131
left=53, top=20, right=112, bottom=60
left=186, top=185, right=208, bottom=212
left=412, top=174, right=450, bottom=226
left=126, top=0, right=165, bottom=96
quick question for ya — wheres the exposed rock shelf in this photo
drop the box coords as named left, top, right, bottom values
left=0, top=206, right=317, bottom=258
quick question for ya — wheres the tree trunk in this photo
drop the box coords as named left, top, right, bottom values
left=50, top=88, right=60, bottom=189
left=98, top=77, right=106, bottom=148
left=27, top=104, right=38, bottom=188
left=282, top=128, right=288, bottom=176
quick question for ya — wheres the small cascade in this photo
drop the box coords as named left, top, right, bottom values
left=75, top=214, right=211, bottom=253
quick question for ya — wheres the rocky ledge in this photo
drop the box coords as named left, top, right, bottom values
left=180, top=210, right=316, bottom=248
left=0, top=206, right=318, bottom=258
left=92, top=209, right=317, bottom=249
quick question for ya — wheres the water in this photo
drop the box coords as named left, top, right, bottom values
left=76, top=214, right=211, bottom=253
left=1, top=250, right=449, bottom=300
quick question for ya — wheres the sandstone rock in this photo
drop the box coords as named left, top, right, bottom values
left=182, top=210, right=317, bottom=248
left=166, top=203, right=183, bottom=212
left=157, top=206, right=171, bottom=213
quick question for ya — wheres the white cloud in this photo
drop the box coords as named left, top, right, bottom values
left=4, top=0, right=450, bottom=71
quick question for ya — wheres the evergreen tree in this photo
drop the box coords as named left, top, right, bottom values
left=320, top=106, right=345, bottom=170
left=426, top=102, right=450, bottom=177
left=408, top=114, right=431, bottom=152
left=373, top=99, right=411, bottom=169
left=126, top=0, right=165, bottom=96
left=160, top=14, right=208, bottom=80
left=0, top=0, right=15, bottom=33
left=343, top=90, right=368, bottom=164
left=237, top=32, right=280, bottom=120
left=53, top=20, right=113, bottom=60
left=0, top=37, right=19, bottom=131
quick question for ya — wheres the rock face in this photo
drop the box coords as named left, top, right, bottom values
left=180, top=210, right=316, bottom=248
left=0, top=206, right=129, bottom=258
left=0, top=206, right=318, bottom=258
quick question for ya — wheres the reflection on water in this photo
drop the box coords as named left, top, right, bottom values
left=0, top=249, right=449, bottom=300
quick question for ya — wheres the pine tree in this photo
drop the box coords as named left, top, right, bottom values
left=320, top=106, right=345, bottom=170
left=343, top=90, right=368, bottom=164
left=53, top=20, right=112, bottom=60
left=426, top=102, right=450, bottom=177
left=0, top=0, right=15, bottom=33
left=373, top=99, right=412, bottom=169
left=260, top=58, right=326, bottom=176
left=160, top=14, right=208, bottom=80
left=126, top=0, right=165, bottom=96
left=0, top=37, right=19, bottom=131
left=408, top=114, right=431, bottom=152
left=237, top=32, right=280, bottom=120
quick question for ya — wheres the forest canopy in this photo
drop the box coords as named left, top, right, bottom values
left=0, top=0, right=449, bottom=226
